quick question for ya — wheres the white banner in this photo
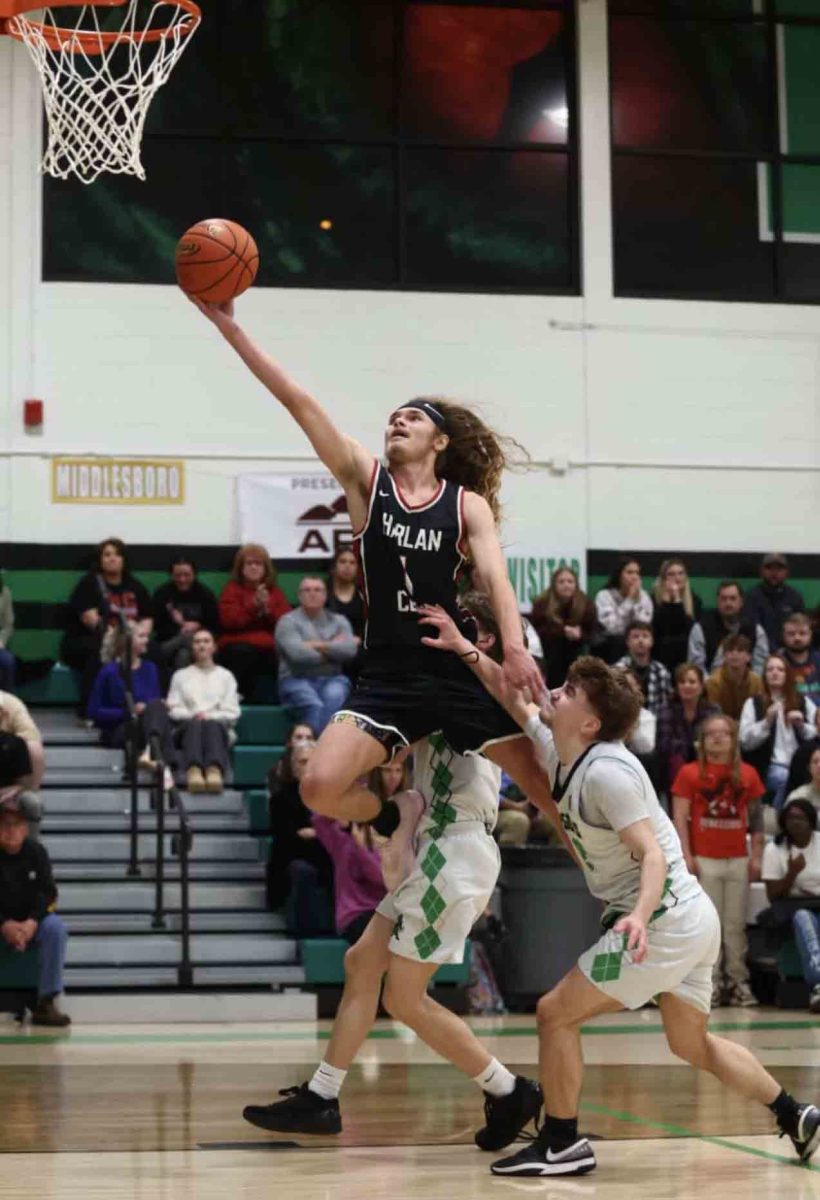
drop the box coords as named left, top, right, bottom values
left=236, top=470, right=585, bottom=609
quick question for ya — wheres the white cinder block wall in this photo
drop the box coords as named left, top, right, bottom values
left=0, top=1, right=817, bottom=558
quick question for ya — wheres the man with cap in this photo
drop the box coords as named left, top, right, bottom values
left=0, top=731, right=43, bottom=838
left=743, top=554, right=805, bottom=650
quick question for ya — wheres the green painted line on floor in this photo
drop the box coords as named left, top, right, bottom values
left=581, top=1100, right=818, bottom=1172
left=0, top=1017, right=817, bottom=1048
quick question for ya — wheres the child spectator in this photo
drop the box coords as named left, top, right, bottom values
left=656, top=663, right=721, bottom=794
left=0, top=804, right=70, bottom=1026
left=529, top=567, right=596, bottom=687
left=779, top=613, right=820, bottom=708
left=762, top=799, right=820, bottom=1013
left=614, top=621, right=672, bottom=716
left=672, top=713, right=765, bottom=1008
left=688, top=581, right=768, bottom=677
left=0, top=571, right=16, bottom=691
left=218, top=544, right=290, bottom=702
left=266, top=737, right=333, bottom=934
left=651, top=557, right=703, bottom=672
left=593, top=557, right=653, bottom=664
left=87, top=620, right=176, bottom=783
left=705, top=633, right=763, bottom=720
left=61, top=538, right=153, bottom=717
left=166, top=629, right=240, bottom=794
left=275, top=576, right=357, bottom=734
left=151, top=555, right=220, bottom=673
left=742, top=553, right=805, bottom=649
left=786, top=746, right=820, bottom=814
left=312, top=817, right=387, bottom=945
left=740, top=654, right=817, bottom=811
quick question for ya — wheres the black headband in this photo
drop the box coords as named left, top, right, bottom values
left=397, top=400, right=447, bottom=431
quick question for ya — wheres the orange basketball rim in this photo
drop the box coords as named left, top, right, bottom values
left=0, top=0, right=201, bottom=54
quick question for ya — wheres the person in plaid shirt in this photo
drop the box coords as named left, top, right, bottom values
left=616, top=622, right=672, bottom=717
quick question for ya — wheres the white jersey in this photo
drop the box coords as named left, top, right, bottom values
left=525, top=716, right=700, bottom=923
left=412, top=732, right=501, bottom=838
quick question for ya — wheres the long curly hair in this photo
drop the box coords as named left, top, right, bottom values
left=411, top=397, right=530, bottom=526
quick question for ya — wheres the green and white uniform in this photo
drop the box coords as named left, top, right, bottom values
left=377, top=731, right=501, bottom=964
left=525, top=715, right=720, bottom=1014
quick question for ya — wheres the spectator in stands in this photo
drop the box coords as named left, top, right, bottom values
left=617, top=666, right=662, bottom=794
left=651, top=557, right=703, bottom=672
left=762, top=798, right=820, bottom=1013
left=0, top=572, right=16, bottom=692
left=166, top=629, right=239, bottom=795
left=275, top=576, right=357, bottom=735
left=61, top=538, right=152, bottom=717
left=672, top=713, right=765, bottom=1007
left=740, top=654, right=818, bottom=812
left=743, top=553, right=805, bottom=650
left=266, top=740, right=334, bottom=934
left=705, top=633, right=763, bottom=721
left=494, top=773, right=558, bottom=846
left=529, top=567, right=596, bottom=687
left=0, top=694, right=45, bottom=835
left=218, top=544, right=290, bottom=703
left=786, top=745, right=820, bottom=814
left=87, top=620, right=176, bottom=784
left=594, top=557, right=653, bottom=663
left=366, top=757, right=408, bottom=838
left=312, top=817, right=387, bottom=945
left=0, top=805, right=70, bottom=1026
left=779, top=613, right=820, bottom=709
left=326, top=546, right=365, bottom=642
left=656, top=663, right=720, bottom=794
left=151, top=555, right=220, bottom=673
left=615, top=621, right=671, bottom=716
left=688, top=581, right=768, bottom=677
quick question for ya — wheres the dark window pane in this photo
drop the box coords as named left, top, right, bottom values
left=405, top=148, right=570, bottom=288
left=611, top=18, right=771, bottom=151
left=778, top=27, right=820, bottom=154
left=42, top=141, right=223, bottom=283
left=610, top=1, right=756, bottom=13
left=774, top=0, right=820, bottom=15
left=402, top=6, right=568, bottom=144
left=144, top=11, right=223, bottom=133
left=227, top=144, right=395, bottom=287
left=408, top=1, right=567, bottom=8
left=613, top=156, right=774, bottom=298
left=778, top=165, right=820, bottom=302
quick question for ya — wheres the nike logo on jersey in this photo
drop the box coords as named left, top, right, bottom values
left=378, top=490, right=390, bottom=497
left=382, top=512, right=443, bottom=553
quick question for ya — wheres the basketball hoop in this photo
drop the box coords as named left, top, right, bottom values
left=0, top=1, right=201, bottom=184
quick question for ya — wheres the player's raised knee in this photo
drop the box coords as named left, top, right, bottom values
left=535, top=990, right=563, bottom=1032
left=299, top=762, right=341, bottom=817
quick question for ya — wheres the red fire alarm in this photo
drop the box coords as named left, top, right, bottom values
left=24, top=399, right=43, bottom=434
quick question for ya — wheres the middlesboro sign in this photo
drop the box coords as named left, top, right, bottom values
left=237, top=470, right=583, bottom=609
left=52, top=458, right=185, bottom=505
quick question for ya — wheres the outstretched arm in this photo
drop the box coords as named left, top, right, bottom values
left=191, top=297, right=374, bottom=501
left=462, top=492, right=545, bottom=701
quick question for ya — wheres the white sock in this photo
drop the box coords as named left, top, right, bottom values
left=308, top=1060, right=347, bottom=1101
left=473, top=1057, right=516, bottom=1097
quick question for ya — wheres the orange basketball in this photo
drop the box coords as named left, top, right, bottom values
left=175, top=218, right=259, bottom=304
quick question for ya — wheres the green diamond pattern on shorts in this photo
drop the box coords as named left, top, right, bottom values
left=421, top=884, right=446, bottom=925
left=421, top=843, right=446, bottom=882
left=590, top=951, right=624, bottom=984
left=414, top=926, right=442, bottom=960
left=427, top=736, right=458, bottom=838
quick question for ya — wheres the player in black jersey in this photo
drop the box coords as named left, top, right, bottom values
left=192, top=295, right=572, bottom=869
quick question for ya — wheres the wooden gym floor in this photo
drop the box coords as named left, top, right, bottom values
left=0, top=1009, right=819, bottom=1198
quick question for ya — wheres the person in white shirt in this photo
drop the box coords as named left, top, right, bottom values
left=786, top=746, right=820, bottom=813
left=166, top=629, right=240, bottom=793
left=739, top=654, right=818, bottom=812
left=762, top=798, right=820, bottom=1013
left=594, top=557, right=653, bottom=664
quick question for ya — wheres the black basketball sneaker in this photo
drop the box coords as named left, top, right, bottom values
left=781, top=1103, right=820, bottom=1162
left=474, top=1076, right=543, bottom=1151
left=243, top=1083, right=342, bottom=1135
left=490, top=1129, right=597, bottom=1177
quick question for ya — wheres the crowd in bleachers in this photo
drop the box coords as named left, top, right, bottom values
left=0, top=539, right=818, bottom=1017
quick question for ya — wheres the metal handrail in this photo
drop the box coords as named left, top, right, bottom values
left=147, top=733, right=194, bottom=988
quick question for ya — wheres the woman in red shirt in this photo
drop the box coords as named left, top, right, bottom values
left=672, top=713, right=766, bottom=1009
left=218, top=544, right=290, bottom=702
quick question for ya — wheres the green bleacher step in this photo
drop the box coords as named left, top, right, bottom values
left=16, top=664, right=79, bottom=706
left=232, top=745, right=285, bottom=787
left=237, top=706, right=294, bottom=746
left=0, top=944, right=40, bottom=989
left=243, top=789, right=270, bottom=833
left=300, top=938, right=471, bottom=985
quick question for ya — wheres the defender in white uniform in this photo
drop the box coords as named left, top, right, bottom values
left=416, top=604, right=820, bottom=1180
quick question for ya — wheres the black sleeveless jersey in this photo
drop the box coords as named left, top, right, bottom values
left=355, top=462, right=468, bottom=654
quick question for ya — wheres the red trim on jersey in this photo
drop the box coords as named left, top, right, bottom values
left=455, top=486, right=469, bottom=565
left=351, top=459, right=379, bottom=646
left=388, top=471, right=445, bottom=513
left=351, top=458, right=380, bottom=538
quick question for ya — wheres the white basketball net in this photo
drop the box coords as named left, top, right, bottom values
left=8, top=2, right=200, bottom=184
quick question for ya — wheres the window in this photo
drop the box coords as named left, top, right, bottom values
left=43, top=0, right=577, bottom=294
left=609, top=1, right=820, bottom=301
